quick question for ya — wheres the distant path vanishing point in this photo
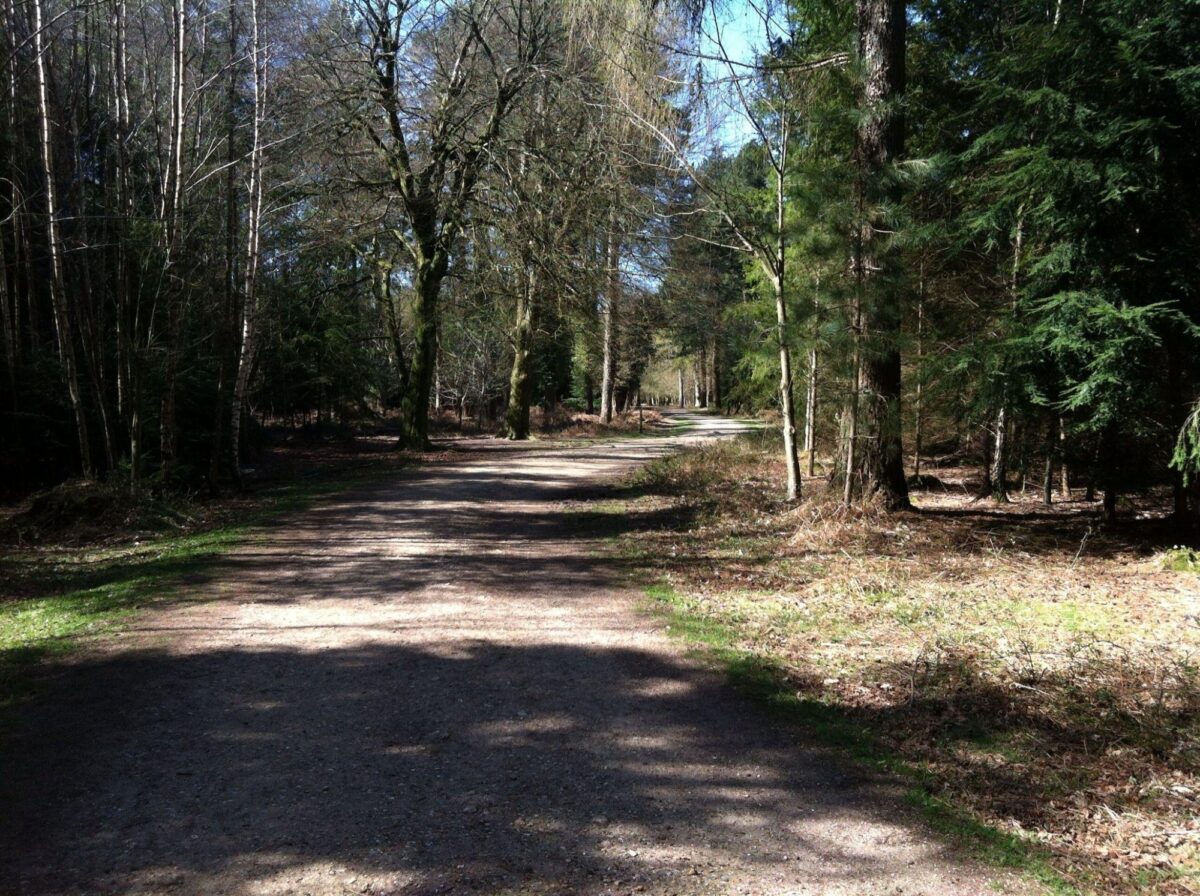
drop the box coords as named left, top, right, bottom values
left=1, top=412, right=1033, bottom=896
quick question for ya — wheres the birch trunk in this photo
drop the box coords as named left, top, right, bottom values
left=599, top=225, right=619, bottom=425
left=33, top=0, right=93, bottom=476
left=158, top=0, right=187, bottom=481
left=230, top=0, right=264, bottom=480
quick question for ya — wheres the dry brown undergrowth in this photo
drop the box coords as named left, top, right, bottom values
left=620, top=434, right=1200, bottom=895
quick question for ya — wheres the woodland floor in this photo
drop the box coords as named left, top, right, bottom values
left=0, top=412, right=1039, bottom=896
left=600, top=429, right=1200, bottom=896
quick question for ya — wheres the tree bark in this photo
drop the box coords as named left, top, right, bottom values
left=1042, top=417, right=1055, bottom=506
left=913, top=273, right=923, bottom=480
left=599, top=225, right=619, bottom=425
left=505, top=256, right=536, bottom=440
left=990, top=405, right=1009, bottom=501
left=33, top=0, right=93, bottom=477
left=769, top=143, right=801, bottom=501
left=849, top=0, right=909, bottom=509
left=1058, top=417, right=1070, bottom=498
left=158, top=0, right=187, bottom=483
left=775, top=274, right=802, bottom=502
left=397, top=248, right=446, bottom=448
left=230, top=0, right=264, bottom=481
left=709, top=335, right=721, bottom=411
left=209, top=0, right=239, bottom=490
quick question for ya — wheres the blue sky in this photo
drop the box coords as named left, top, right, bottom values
left=697, top=0, right=771, bottom=151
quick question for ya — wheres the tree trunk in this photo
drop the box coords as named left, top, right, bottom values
left=677, top=366, right=685, bottom=408
left=397, top=250, right=446, bottom=449
left=33, top=0, right=93, bottom=477
left=505, top=258, right=536, bottom=440
left=209, top=0, right=239, bottom=491
left=1059, top=416, right=1070, bottom=498
left=599, top=227, right=618, bottom=425
left=991, top=210, right=1024, bottom=503
left=842, top=296, right=862, bottom=505
left=913, top=276, right=923, bottom=480
left=434, top=336, right=441, bottom=412
left=230, top=0, right=263, bottom=481
left=1042, top=417, right=1054, bottom=506
left=709, top=336, right=721, bottom=411
left=158, top=0, right=187, bottom=484
left=775, top=275, right=802, bottom=502
left=804, top=345, right=818, bottom=477
left=990, top=405, right=1009, bottom=501
left=849, top=0, right=909, bottom=509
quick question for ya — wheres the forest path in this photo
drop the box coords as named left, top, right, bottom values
left=1, top=413, right=1031, bottom=896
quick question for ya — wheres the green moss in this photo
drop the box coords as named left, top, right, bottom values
left=1163, top=546, right=1200, bottom=573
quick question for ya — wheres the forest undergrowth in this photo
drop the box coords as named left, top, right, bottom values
left=0, top=429, right=435, bottom=708
left=599, top=430, right=1200, bottom=895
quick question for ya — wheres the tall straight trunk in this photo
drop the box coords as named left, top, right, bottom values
left=913, top=272, right=924, bottom=480
left=599, top=226, right=619, bottom=425
left=804, top=345, right=818, bottom=477
left=0, top=218, right=12, bottom=395
left=397, top=249, right=446, bottom=448
left=849, top=0, right=908, bottom=509
left=434, top=335, right=441, bottom=412
left=1059, top=416, right=1070, bottom=498
left=677, top=366, right=685, bottom=408
left=111, top=0, right=142, bottom=488
left=709, top=336, right=721, bottom=411
left=1042, top=416, right=1055, bottom=506
left=71, top=22, right=118, bottom=474
left=505, top=255, right=536, bottom=440
left=843, top=303, right=861, bottom=506
left=230, top=0, right=263, bottom=478
left=775, top=270, right=802, bottom=502
left=804, top=275, right=820, bottom=478
left=767, top=149, right=801, bottom=501
left=1, top=0, right=16, bottom=395
left=990, top=405, right=1009, bottom=501
left=209, top=0, right=239, bottom=489
left=159, top=0, right=187, bottom=481
left=33, top=0, right=93, bottom=476
left=991, top=211, right=1023, bottom=502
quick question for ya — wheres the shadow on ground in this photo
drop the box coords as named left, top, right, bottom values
left=0, top=431, right=1026, bottom=896
left=1, top=638, right=929, bottom=895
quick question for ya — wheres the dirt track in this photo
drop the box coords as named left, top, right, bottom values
left=0, top=414, right=1032, bottom=895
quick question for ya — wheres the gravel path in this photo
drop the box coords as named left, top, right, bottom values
left=1, top=414, right=1033, bottom=896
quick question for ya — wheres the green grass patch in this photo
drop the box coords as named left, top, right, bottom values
left=1163, top=546, right=1200, bottom=572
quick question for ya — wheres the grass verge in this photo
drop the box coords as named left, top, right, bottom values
left=585, top=429, right=1200, bottom=896
left=640, top=581, right=1076, bottom=895
left=0, top=464, right=402, bottom=710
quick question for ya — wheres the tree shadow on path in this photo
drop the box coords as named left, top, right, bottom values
left=0, top=436, right=1022, bottom=896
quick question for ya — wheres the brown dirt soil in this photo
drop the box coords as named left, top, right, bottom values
left=0, top=413, right=1036, bottom=896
